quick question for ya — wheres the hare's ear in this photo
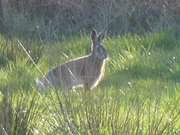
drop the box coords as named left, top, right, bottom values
left=91, top=29, right=97, bottom=42
left=98, top=32, right=105, bottom=42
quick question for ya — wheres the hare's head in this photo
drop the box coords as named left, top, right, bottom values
left=91, top=29, right=108, bottom=60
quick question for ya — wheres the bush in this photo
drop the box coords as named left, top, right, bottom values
left=1, top=0, right=180, bottom=39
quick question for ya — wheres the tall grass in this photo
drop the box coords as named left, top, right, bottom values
left=0, top=90, right=41, bottom=135
left=0, top=31, right=180, bottom=134
left=42, top=89, right=179, bottom=135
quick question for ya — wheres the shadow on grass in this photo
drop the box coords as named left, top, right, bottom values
left=99, top=65, right=177, bottom=89
left=169, top=71, right=180, bottom=83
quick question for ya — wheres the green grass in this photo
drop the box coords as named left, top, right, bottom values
left=0, top=31, right=180, bottom=134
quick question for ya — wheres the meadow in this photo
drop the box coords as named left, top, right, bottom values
left=0, top=30, right=180, bottom=135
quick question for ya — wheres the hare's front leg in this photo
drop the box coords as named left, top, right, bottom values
left=84, top=83, right=91, bottom=90
left=83, top=79, right=95, bottom=90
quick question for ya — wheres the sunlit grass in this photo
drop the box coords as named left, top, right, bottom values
left=0, top=31, right=180, bottom=134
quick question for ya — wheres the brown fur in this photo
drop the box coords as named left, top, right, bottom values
left=37, top=29, right=108, bottom=90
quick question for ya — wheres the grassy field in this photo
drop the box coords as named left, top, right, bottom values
left=0, top=31, right=180, bottom=135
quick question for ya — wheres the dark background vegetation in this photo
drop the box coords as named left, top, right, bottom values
left=0, top=0, right=180, bottom=40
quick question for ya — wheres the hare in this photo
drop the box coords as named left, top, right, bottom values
left=36, top=29, right=108, bottom=90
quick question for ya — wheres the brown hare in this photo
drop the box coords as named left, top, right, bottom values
left=36, top=29, right=108, bottom=90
